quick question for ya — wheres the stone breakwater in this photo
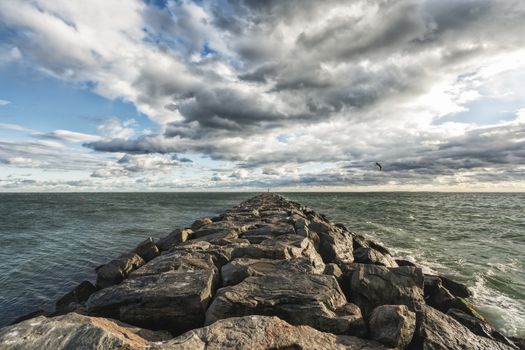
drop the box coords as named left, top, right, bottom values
left=0, top=193, right=523, bottom=349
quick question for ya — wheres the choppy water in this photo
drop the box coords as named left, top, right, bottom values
left=0, top=192, right=523, bottom=337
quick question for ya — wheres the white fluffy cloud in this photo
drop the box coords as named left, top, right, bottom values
left=1, top=0, right=525, bottom=190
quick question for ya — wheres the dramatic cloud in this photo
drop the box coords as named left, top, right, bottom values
left=1, top=0, right=525, bottom=190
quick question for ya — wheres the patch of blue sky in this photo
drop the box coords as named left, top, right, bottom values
left=0, top=65, right=156, bottom=135
left=434, top=97, right=522, bottom=126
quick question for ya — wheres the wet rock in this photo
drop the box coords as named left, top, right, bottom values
left=133, top=237, right=160, bottom=262
left=409, top=305, right=515, bottom=350
left=308, top=219, right=354, bottom=265
left=153, top=315, right=385, bottom=350
left=395, top=259, right=418, bottom=267
left=353, top=247, right=398, bottom=267
left=191, top=217, right=213, bottom=231
left=350, top=264, right=424, bottom=316
left=55, top=280, right=97, bottom=314
left=157, top=228, right=193, bottom=251
left=368, top=305, right=416, bottom=349
left=0, top=313, right=170, bottom=350
left=205, top=273, right=365, bottom=335
left=424, top=275, right=479, bottom=316
left=447, top=308, right=517, bottom=348
left=95, top=252, right=145, bottom=289
left=440, top=275, right=472, bottom=298
left=221, top=257, right=325, bottom=286
left=87, top=269, right=218, bottom=334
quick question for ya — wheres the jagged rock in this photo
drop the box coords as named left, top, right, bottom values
left=130, top=250, right=216, bottom=277
left=0, top=313, right=170, bottom=350
left=221, top=257, right=325, bottom=286
left=368, top=305, right=416, bottom=349
left=133, top=237, right=160, bottom=262
left=353, top=234, right=391, bottom=256
left=424, top=275, right=479, bottom=317
left=324, top=263, right=343, bottom=280
left=153, top=315, right=384, bottom=350
left=439, top=275, right=472, bottom=298
left=192, top=220, right=242, bottom=239
left=55, top=280, right=97, bottom=314
left=350, top=264, right=424, bottom=316
left=191, top=217, right=213, bottom=231
left=230, top=234, right=323, bottom=265
left=157, top=228, right=193, bottom=251
left=308, top=219, right=354, bottom=265
left=87, top=269, right=219, bottom=334
left=205, top=273, right=366, bottom=336
left=241, top=222, right=295, bottom=243
left=395, top=259, right=418, bottom=267
left=409, top=305, right=515, bottom=350
left=353, top=247, right=398, bottom=267
left=446, top=308, right=516, bottom=348
left=170, top=240, right=234, bottom=267
left=95, top=252, right=145, bottom=289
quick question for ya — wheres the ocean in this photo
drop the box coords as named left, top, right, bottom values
left=0, top=192, right=523, bottom=337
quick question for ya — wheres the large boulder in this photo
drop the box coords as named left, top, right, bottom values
left=368, top=305, right=416, bottom=349
left=95, top=252, right=145, bottom=288
left=423, top=275, right=480, bottom=317
left=0, top=313, right=170, bottom=350
left=191, top=217, right=213, bottom=231
left=353, top=247, right=398, bottom=268
left=409, top=305, right=515, bottom=350
left=87, top=269, right=219, bottom=334
left=153, top=315, right=385, bottom=350
left=308, top=219, right=354, bottom=265
left=55, top=280, right=97, bottom=314
left=205, top=273, right=366, bottom=336
left=221, top=257, right=325, bottom=286
left=350, top=264, right=424, bottom=316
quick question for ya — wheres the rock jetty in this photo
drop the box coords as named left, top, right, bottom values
left=0, top=193, right=522, bottom=349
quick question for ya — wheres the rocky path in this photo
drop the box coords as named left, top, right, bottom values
left=0, top=193, right=522, bottom=349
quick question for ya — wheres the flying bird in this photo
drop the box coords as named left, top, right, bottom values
left=375, top=162, right=382, bottom=171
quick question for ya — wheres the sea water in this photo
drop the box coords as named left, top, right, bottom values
left=0, top=192, right=523, bottom=337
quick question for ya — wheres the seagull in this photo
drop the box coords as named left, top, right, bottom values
left=375, top=162, right=382, bottom=171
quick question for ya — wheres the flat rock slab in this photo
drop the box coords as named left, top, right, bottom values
left=130, top=250, right=216, bottom=277
left=205, top=273, right=365, bottom=335
left=350, top=264, right=424, bottom=316
left=87, top=269, right=218, bottom=334
left=0, top=313, right=170, bottom=350
left=153, top=315, right=385, bottom=350
left=221, top=257, right=325, bottom=286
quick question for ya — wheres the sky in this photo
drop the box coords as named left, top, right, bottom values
left=1, top=0, right=525, bottom=192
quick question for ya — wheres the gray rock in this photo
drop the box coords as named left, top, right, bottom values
left=350, top=264, right=424, bottom=316
left=409, top=305, right=515, bottom=350
left=55, top=280, right=97, bottom=314
left=157, top=228, right=193, bottom=251
left=230, top=234, right=323, bottom=265
left=221, top=257, right=325, bottom=286
left=192, top=220, right=242, bottom=239
left=440, top=275, right=472, bottom=298
left=353, top=247, right=398, bottom=268
left=324, top=263, right=343, bottom=280
left=133, top=237, right=160, bottom=262
left=0, top=313, right=170, bottom=350
left=353, top=234, right=392, bottom=256
left=191, top=217, right=213, bottom=231
left=130, top=250, right=217, bottom=277
left=153, top=315, right=385, bottom=350
left=423, top=275, right=478, bottom=316
left=447, top=308, right=517, bottom=348
left=95, top=252, right=145, bottom=289
left=205, top=273, right=366, bottom=335
left=368, top=305, right=416, bottom=349
left=308, top=219, right=354, bottom=265
left=88, top=269, right=218, bottom=334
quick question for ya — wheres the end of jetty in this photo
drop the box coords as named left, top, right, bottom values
left=0, top=193, right=522, bottom=349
